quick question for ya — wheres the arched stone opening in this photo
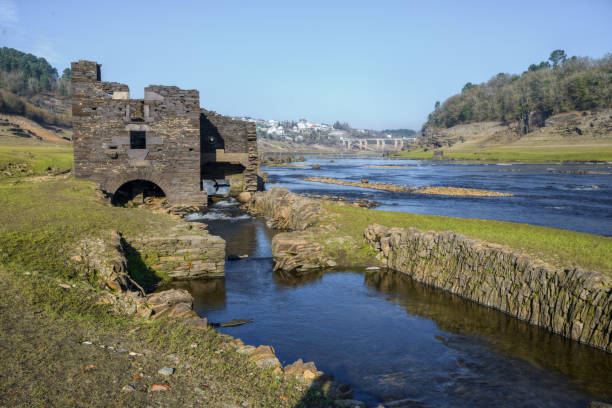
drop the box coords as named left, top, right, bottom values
left=111, top=179, right=166, bottom=206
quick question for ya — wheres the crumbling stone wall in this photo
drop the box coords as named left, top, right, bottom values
left=200, top=109, right=258, bottom=192
left=365, top=224, right=612, bottom=353
left=131, top=232, right=225, bottom=279
left=71, top=60, right=260, bottom=205
left=72, top=60, right=205, bottom=205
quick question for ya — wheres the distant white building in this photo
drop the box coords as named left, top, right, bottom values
left=328, top=130, right=348, bottom=138
left=266, top=125, right=284, bottom=136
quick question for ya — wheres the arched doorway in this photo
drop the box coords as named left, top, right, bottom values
left=111, top=179, right=166, bottom=206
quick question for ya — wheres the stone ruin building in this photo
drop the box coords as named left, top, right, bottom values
left=71, top=60, right=259, bottom=207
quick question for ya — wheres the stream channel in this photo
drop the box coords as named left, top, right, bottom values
left=164, top=197, right=612, bottom=408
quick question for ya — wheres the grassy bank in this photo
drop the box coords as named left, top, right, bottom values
left=0, top=266, right=325, bottom=407
left=0, top=144, right=73, bottom=178
left=0, top=173, right=329, bottom=406
left=318, top=204, right=612, bottom=276
left=393, top=147, right=612, bottom=162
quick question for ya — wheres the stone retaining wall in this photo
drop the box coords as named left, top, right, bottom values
left=365, top=223, right=612, bottom=352
left=131, top=231, right=225, bottom=279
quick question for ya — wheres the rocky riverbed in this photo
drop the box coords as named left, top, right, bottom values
left=304, top=176, right=513, bottom=197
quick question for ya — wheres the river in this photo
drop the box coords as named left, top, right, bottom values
left=165, top=195, right=612, bottom=407
left=263, top=157, right=612, bottom=237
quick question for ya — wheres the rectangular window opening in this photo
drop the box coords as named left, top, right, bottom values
left=130, top=131, right=146, bottom=149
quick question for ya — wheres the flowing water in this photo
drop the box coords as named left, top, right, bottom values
left=166, top=199, right=612, bottom=408
left=264, top=157, right=612, bottom=236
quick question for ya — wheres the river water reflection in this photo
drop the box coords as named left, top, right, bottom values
left=166, top=201, right=612, bottom=407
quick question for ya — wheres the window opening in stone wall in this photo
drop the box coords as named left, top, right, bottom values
left=130, top=131, right=146, bottom=149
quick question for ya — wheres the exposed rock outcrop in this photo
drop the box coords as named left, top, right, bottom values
left=271, top=229, right=328, bottom=274
left=305, top=176, right=512, bottom=197
left=417, top=109, right=612, bottom=152
left=365, top=223, right=612, bottom=352
left=73, top=230, right=133, bottom=292
left=245, top=188, right=342, bottom=273
left=245, top=188, right=325, bottom=231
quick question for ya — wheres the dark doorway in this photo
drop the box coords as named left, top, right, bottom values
left=112, top=180, right=165, bottom=206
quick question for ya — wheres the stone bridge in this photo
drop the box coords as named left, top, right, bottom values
left=340, top=138, right=417, bottom=152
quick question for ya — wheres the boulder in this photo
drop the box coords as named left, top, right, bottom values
left=147, top=289, right=193, bottom=316
left=249, top=345, right=281, bottom=368
left=237, top=191, right=252, bottom=203
left=271, top=231, right=324, bottom=274
left=246, top=188, right=325, bottom=231
left=284, top=359, right=323, bottom=383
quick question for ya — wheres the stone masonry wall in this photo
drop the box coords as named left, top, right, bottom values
left=365, top=224, right=612, bottom=352
left=200, top=109, right=258, bottom=191
left=131, top=232, right=225, bottom=279
left=71, top=60, right=206, bottom=205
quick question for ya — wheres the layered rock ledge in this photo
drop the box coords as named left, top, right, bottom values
left=245, top=188, right=341, bottom=273
left=245, top=187, right=324, bottom=231
left=365, top=223, right=612, bottom=352
left=304, top=176, right=513, bottom=197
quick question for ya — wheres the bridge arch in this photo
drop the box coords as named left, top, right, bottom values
left=111, top=179, right=166, bottom=206
left=102, top=169, right=174, bottom=206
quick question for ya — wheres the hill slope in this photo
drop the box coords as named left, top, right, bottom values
left=396, top=109, right=612, bottom=162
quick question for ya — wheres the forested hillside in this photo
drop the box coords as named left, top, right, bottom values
left=0, top=47, right=70, bottom=97
left=425, top=50, right=612, bottom=133
left=0, top=48, right=71, bottom=127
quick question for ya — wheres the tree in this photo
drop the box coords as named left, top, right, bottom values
left=528, top=61, right=550, bottom=72
left=549, top=49, right=567, bottom=69
left=462, top=82, right=475, bottom=92
left=422, top=51, right=611, bottom=131
left=61, top=68, right=70, bottom=80
left=333, top=121, right=351, bottom=131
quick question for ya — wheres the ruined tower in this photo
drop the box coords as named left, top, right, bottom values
left=71, top=60, right=259, bottom=207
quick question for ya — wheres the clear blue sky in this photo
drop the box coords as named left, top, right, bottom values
left=2, top=0, right=611, bottom=130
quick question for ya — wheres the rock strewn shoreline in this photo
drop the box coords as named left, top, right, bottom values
left=304, top=176, right=513, bottom=197
left=365, top=223, right=612, bottom=353
left=78, top=222, right=362, bottom=406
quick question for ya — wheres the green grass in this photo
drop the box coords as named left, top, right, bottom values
left=0, top=265, right=326, bottom=407
left=322, top=204, right=612, bottom=275
left=393, top=147, right=612, bottom=162
left=0, top=178, right=178, bottom=278
left=0, top=163, right=330, bottom=406
left=0, top=144, right=73, bottom=176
